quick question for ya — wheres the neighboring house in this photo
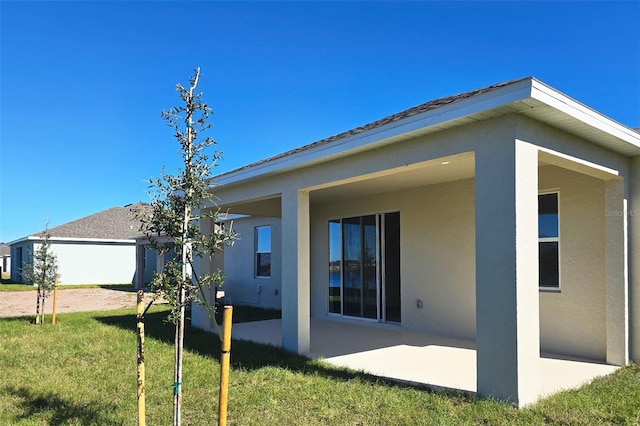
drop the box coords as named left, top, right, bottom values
left=0, top=245, right=10, bottom=278
left=191, top=77, right=640, bottom=406
left=9, top=203, right=148, bottom=285
left=132, top=235, right=177, bottom=290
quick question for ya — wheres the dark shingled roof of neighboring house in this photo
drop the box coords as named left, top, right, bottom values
left=0, top=245, right=9, bottom=256
left=29, top=202, right=150, bottom=241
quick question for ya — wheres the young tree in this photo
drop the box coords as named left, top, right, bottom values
left=141, top=67, right=236, bottom=426
left=21, top=222, right=59, bottom=325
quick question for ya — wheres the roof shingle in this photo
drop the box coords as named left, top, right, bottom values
left=217, top=77, right=531, bottom=178
left=31, top=202, right=149, bottom=240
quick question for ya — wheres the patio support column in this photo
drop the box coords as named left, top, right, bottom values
left=605, top=177, right=629, bottom=366
left=281, top=189, right=311, bottom=354
left=192, top=216, right=221, bottom=332
left=156, top=251, right=164, bottom=275
left=135, top=242, right=145, bottom=290
left=475, top=139, right=540, bottom=407
left=630, top=156, right=640, bottom=361
left=210, top=245, right=225, bottom=329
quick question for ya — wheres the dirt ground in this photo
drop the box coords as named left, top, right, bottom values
left=0, top=288, right=150, bottom=318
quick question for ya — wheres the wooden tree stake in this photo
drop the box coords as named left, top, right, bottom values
left=218, top=306, right=233, bottom=426
left=51, top=276, right=59, bottom=325
left=136, top=290, right=146, bottom=426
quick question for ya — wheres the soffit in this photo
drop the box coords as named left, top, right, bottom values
left=310, top=153, right=475, bottom=204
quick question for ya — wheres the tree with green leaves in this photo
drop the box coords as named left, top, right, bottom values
left=21, top=222, right=59, bottom=325
left=140, top=67, right=236, bottom=426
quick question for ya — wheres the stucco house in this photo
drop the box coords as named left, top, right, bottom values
left=9, top=203, right=148, bottom=285
left=133, top=234, right=178, bottom=290
left=191, top=77, right=640, bottom=406
left=0, top=244, right=10, bottom=278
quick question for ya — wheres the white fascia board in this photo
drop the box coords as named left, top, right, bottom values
left=213, top=79, right=536, bottom=187
left=9, top=236, right=136, bottom=245
left=131, top=234, right=174, bottom=245
left=531, top=79, right=640, bottom=151
left=48, top=237, right=136, bottom=244
left=6, top=237, right=30, bottom=245
left=220, top=213, right=249, bottom=221
left=537, top=145, right=621, bottom=178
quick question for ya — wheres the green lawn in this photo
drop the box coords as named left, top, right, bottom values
left=1, top=307, right=639, bottom=425
left=0, top=280, right=134, bottom=291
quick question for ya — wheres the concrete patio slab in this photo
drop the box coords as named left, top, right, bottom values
left=231, top=318, right=619, bottom=402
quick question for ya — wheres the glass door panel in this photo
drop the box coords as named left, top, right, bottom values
left=328, top=220, right=341, bottom=314
left=362, top=215, right=378, bottom=319
left=342, top=217, right=362, bottom=317
left=328, top=213, right=400, bottom=323
left=384, top=212, right=401, bottom=322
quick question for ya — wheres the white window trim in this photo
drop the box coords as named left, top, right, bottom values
left=539, top=190, right=561, bottom=292
left=255, top=225, right=271, bottom=279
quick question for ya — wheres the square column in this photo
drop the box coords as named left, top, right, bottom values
left=630, top=156, right=640, bottom=361
left=135, top=242, right=145, bottom=290
left=605, top=178, right=629, bottom=366
left=281, top=189, right=311, bottom=354
left=475, top=139, right=540, bottom=407
left=191, top=216, right=222, bottom=332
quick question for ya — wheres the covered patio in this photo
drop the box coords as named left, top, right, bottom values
left=230, top=318, right=619, bottom=399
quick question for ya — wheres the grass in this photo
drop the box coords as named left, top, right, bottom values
left=0, top=279, right=134, bottom=291
left=1, top=307, right=639, bottom=425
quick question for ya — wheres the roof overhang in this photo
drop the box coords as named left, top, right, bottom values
left=209, top=77, right=640, bottom=189
left=8, top=236, right=136, bottom=245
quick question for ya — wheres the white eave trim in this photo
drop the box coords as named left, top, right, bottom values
left=211, top=78, right=640, bottom=188
left=9, top=236, right=136, bottom=245
left=213, top=79, right=536, bottom=187
left=530, top=79, right=640, bottom=149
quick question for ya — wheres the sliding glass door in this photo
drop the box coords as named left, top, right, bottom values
left=328, top=212, right=400, bottom=322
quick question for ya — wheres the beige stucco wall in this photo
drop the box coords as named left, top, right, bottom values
left=9, top=241, right=34, bottom=283
left=308, top=163, right=612, bottom=361
left=307, top=163, right=611, bottom=360
left=11, top=241, right=136, bottom=285
left=10, top=240, right=136, bottom=285
left=51, top=241, right=136, bottom=285
left=311, top=178, right=477, bottom=341
left=630, top=155, right=640, bottom=361
left=538, top=165, right=607, bottom=360
left=221, top=216, right=282, bottom=310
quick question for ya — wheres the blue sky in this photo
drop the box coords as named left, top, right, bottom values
left=1, top=1, right=638, bottom=243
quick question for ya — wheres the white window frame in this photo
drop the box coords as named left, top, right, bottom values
left=539, top=191, right=561, bottom=292
left=255, top=225, right=271, bottom=278
left=326, top=210, right=400, bottom=323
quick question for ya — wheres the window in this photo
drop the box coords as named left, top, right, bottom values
left=328, top=212, right=401, bottom=322
left=255, top=226, right=271, bottom=277
left=539, top=193, right=559, bottom=288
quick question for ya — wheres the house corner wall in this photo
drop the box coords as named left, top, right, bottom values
left=10, top=241, right=34, bottom=283
left=221, top=216, right=282, bottom=311
left=52, top=242, right=136, bottom=285
left=191, top=217, right=216, bottom=332
left=630, top=156, right=640, bottom=361
left=604, top=178, right=629, bottom=366
left=538, top=166, right=607, bottom=360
